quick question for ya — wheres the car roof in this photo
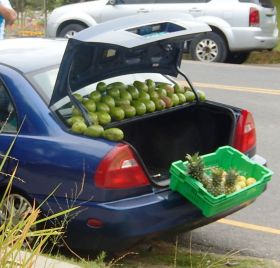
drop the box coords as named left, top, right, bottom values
left=0, top=38, right=67, bottom=74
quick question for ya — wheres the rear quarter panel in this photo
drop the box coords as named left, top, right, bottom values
left=0, top=65, right=115, bottom=203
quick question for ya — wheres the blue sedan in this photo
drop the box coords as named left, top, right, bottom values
left=0, top=14, right=265, bottom=251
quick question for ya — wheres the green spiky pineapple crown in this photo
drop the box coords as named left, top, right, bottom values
left=186, top=153, right=204, bottom=181
left=225, top=169, right=238, bottom=187
left=211, top=167, right=224, bottom=186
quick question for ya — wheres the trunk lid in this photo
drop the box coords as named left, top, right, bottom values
left=49, top=12, right=210, bottom=106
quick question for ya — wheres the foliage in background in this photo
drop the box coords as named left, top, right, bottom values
left=275, top=0, right=280, bottom=51
left=10, top=0, right=89, bottom=11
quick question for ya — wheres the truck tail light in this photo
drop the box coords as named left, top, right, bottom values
left=94, top=144, right=150, bottom=189
left=233, top=109, right=256, bottom=153
left=249, top=7, right=260, bottom=27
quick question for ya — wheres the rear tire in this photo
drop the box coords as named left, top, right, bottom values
left=0, top=192, right=36, bottom=246
left=226, top=52, right=251, bottom=64
left=58, top=23, right=87, bottom=38
left=190, top=32, right=228, bottom=63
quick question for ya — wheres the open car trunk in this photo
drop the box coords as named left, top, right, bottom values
left=114, top=102, right=236, bottom=186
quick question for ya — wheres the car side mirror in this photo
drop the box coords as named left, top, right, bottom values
left=108, top=0, right=116, bottom=5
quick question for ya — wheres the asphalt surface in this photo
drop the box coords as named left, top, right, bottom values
left=177, top=61, right=280, bottom=261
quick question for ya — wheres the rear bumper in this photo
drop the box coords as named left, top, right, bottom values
left=50, top=189, right=256, bottom=251
left=228, top=27, right=279, bottom=52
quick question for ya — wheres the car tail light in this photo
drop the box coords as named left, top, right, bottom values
left=233, top=110, right=256, bottom=153
left=249, top=7, right=260, bottom=27
left=94, top=144, right=150, bottom=189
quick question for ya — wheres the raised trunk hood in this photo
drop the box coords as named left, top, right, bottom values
left=50, top=12, right=210, bottom=105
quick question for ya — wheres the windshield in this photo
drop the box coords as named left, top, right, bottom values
left=29, top=67, right=59, bottom=102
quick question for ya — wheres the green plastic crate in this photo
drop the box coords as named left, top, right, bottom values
left=169, top=146, right=273, bottom=217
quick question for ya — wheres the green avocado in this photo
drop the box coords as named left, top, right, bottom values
left=103, top=128, right=124, bottom=141
left=122, top=105, right=136, bottom=118
left=96, top=82, right=107, bottom=93
left=96, top=102, right=110, bottom=113
left=133, top=81, right=148, bottom=92
left=101, top=95, right=115, bottom=108
left=107, top=87, right=120, bottom=99
left=142, top=100, right=156, bottom=113
left=127, top=85, right=139, bottom=99
left=145, top=79, right=156, bottom=90
left=89, top=91, right=102, bottom=102
left=83, top=99, right=96, bottom=112
left=184, top=91, right=196, bottom=102
left=71, top=121, right=87, bottom=134
left=131, top=101, right=147, bottom=115
left=110, top=107, right=125, bottom=121
left=84, top=125, right=104, bottom=138
left=197, top=90, right=206, bottom=101
left=96, top=111, right=111, bottom=126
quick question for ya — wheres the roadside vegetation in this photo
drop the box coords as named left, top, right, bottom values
left=51, top=240, right=280, bottom=268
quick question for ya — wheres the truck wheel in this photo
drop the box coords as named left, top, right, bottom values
left=190, top=32, right=228, bottom=63
left=226, top=52, right=250, bottom=64
left=58, top=23, right=87, bottom=38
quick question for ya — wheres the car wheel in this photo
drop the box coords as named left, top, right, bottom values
left=226, top=52, right=251, bottom=64
left=58, top=23, right=87, bottom=38
left=0, top=193, right=36, bottom=244
left=190, top=32, right=228, bottom=63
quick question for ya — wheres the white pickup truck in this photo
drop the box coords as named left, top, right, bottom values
left=47, top=0, right=279, bottom=64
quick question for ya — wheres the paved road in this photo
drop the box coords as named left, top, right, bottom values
left=179, top=61, right=280, bottom=261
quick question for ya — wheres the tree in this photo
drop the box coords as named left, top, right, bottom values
left=10, top=0, right=88, bottom=11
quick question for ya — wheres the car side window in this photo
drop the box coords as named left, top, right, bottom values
left=0, top=81, right=17, bottom=133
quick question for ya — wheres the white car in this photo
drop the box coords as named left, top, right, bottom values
left=47, top=0, right=279, bottom=63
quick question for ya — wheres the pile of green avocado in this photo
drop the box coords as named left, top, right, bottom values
left=67, top=79, right=206, bottom=141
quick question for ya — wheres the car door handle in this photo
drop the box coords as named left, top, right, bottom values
left=137, top=8, right=149, bottom=13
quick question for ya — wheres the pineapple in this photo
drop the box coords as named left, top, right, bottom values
left=185, top=153, right=210, bottom=189
left=225, top=169, right=238, bottom=194
left=208, top=167, right=225, bottom=196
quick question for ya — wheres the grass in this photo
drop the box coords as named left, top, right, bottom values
left=54, top=240, right=280, bottom=268
left=115, top=240, right=280, bottom=268
left=275, top=0, right=280, bottom=51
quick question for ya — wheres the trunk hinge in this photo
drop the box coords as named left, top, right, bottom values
left=66, top=63, right=92, bottom=126
left=176, top=65, right=199, bottom=102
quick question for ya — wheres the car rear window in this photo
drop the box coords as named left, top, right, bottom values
left=259, top=0, right=274, bottom=8
left=239, top=0, right=274, bottom=8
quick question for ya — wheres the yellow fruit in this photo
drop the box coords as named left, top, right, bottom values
left=237, top=181, right=247, bottom=189
left=235, top=184, right=242, bottom=192
left=221, top=171, right=227, bottom=183
left=237, top=175, right=247, bottom=183
left=246, top=177, right=257, bottom=186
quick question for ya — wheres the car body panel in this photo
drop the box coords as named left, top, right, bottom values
left=100, top=1, right=155, bottom=22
